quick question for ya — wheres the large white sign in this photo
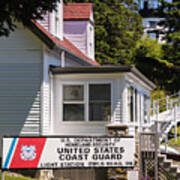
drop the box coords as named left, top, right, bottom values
left=2, top=137, right=135, bottom=169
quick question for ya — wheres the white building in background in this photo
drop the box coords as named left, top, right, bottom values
left=142, top=17, right=165, bottom=43
left=139, top=0, right=167, bottom=43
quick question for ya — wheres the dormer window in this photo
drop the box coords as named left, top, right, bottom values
left=64, top=3, right=95, bottom=60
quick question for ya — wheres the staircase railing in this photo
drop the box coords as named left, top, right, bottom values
left=150, top=91, right=180, bottom=142
left=139, top=122, right=180, bottom=180
left=139, top=131, right=159, bottom=180
left=150, top=91, right=180, bottom=122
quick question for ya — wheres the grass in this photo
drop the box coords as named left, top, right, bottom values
left=161, top=125, right=180, bottom=147
left=0, top=173, right=37, bottom=180
left=171, top=125, right=180, bottom=135
left=169, top=137, right=180, bottom=146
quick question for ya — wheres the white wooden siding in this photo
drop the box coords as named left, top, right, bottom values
left=0, top=25, right=42, bottom=49
left=64, top=21, right=88, bottom=56
left=0, top=23, right=43, bottom=138
left=64, top=34, right=86, bottom=54
left=0, top=51, right=41, bottom=136
left=122, top=83, right=129, bottom=124
left=113, top=79, right=124, bottom=123
left=53, top=122, right=108, bottom=135
left=87, top=22, right=95, bottom=60
left=41, top=50, right=61, bottom=135
left=65, top=53, right=91, bottom=66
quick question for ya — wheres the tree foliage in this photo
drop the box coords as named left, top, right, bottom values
left=70, top=0, right=143, bottom=64
left=0, top=0, right=61, bottom=36
left=159, top=0, right=180, bottom=65
left=134, top=35, right=180, bottom=92
left=134, top=36, right=164, bottom=61
left=1, top=0, right=179, bottom=92
left=71, top=0, right=180, bottom=92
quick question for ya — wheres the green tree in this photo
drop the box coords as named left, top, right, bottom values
left=134, top=36, right=164, bottom=61
left=0, top=0, right=63, bottom=36
left=134, top=36, right=180, bottom=92
left=70, top=0, right=143, bottom=64
left=159, top=0, right=180, bottom=65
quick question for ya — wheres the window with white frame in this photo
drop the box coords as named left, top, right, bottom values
left=63, top=85, right=84, bottom=121
left=128, top=86, right=141, bottom=123
left=89, top=84, right=111, bottom=121
left=62, top=83, right=111, bottom=122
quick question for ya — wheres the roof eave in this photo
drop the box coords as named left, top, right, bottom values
left=131, top=67, right=156, bottom=90
left=28, top=22, right=97, bottom=66
left=50, top=66, right=156, bottom=90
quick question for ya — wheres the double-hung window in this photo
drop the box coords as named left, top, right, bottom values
left=62, top=83, right=111, bottom=122
left=63, top=85, right=84, bottom=121
left=89, top=84, right=111, bottom=121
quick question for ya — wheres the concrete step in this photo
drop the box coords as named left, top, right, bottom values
left=158, top=154, right=180, bottom=179
left=177, top=173, right=180, bottom=179
left=158, top=155, right=166, bottom=162
left=159, top=161, right=171, bottom=169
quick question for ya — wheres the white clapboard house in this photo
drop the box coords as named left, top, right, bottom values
left=0, top=1, right=156, bottom=142
left=0, top=1, right=156, bottom=179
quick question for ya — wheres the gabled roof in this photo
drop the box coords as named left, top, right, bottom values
left=64, top=3, right=92, bottom=20
left=29, top=21, right=99, bottom=66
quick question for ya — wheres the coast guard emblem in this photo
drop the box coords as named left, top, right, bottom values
left=20, top=145, right=36, bottom=161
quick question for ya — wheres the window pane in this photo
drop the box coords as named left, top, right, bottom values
left=63, top=85, right=83, bottom=101
left=148, top=32, right=157, bottom=39
left=89, top=84, right=111, bottom=121
left=89, top=84, right=110, bottom=101
left=149, top=21, right=156, bottom=28
left=128, top=87, right=134, bottom=122
left=89, top=103, right=111, bottom=121
left=63, top=104, right=84, bottom=121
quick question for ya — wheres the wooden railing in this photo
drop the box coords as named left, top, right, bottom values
left=139, top=130, right=160, bottom=180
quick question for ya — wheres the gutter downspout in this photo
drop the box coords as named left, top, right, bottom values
left=61, top=50, right=65, bottom=67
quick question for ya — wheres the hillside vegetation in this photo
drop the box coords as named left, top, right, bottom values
left=71, top=0, right=180, bottom=93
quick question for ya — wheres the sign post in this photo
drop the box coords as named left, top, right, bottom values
left=2, top=136, right=135, bottom=170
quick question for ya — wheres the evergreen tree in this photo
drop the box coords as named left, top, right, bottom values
left=70, top=0, right=143, bottom=64
left=0, top=0, right=64, bottom=36
left=159, top=0, right=180, bottom=65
